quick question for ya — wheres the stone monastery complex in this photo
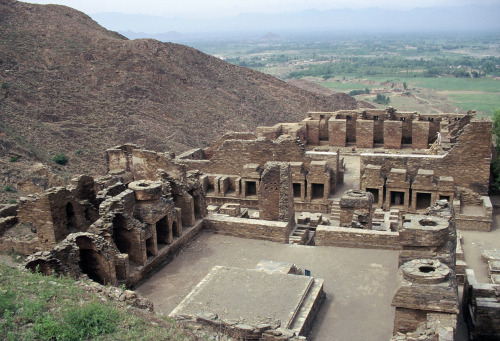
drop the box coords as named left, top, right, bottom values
left=0, top=107, right=499, bottom=340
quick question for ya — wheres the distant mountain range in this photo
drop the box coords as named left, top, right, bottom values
left=91, top=5, right=500, bottom=42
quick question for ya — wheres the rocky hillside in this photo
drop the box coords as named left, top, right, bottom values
left=0, top=0, right=359, bottom=201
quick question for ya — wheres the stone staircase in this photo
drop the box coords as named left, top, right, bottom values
left=330, top=199, right=341, bottom=225
left=289, top=225, right=309, bottom=245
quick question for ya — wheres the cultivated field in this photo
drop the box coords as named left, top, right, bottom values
left=191, top=32, right=500, bottom=116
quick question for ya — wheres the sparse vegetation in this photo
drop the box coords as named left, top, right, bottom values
left=0, top=262, right=200, bottom=340
left=4, top=185, right=16, bottom=193
left=53, top=153, right=68, bottom=165
left=8, top=156, right=18, bottom=162
left=0, top=0, right=355, bottom=181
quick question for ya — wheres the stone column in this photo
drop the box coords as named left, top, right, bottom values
left=259, top=162, right=295, bottom=224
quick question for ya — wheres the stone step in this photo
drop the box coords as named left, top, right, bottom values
left=289, top=227, right=308, bottom=245
left=289, top=278, right=325, bottom=334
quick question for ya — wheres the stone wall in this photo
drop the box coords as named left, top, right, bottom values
left=17, top=187, right=91, bottom=251
left=15, top=153, right=208, bottom=289
left=454, top=195, right=492, bottom=232
left=315, top=225, right=401, bottom=250
left=131, top=149, right=186, bottom=181
left=204, top=215, right=292, bottom=243
left=356, top=120, right=374, bottom=148
left=252, top=109, right=470, bottom=150
left=204, top=132, right=257, bottom=159
left=193, top=137, right=309, bottom=175
left=0, top=238, right=39, bottom=254
left=384, top=121, right=403, bottom=149
left=462, top=269, right=500, bottom=340
left=329, top=118, right=346, bottom=147
left=412, top=121, right=430, bottom=149
left=361, top=119, right=492, bottom=195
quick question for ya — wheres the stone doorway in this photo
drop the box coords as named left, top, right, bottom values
left=390, top=191, right=405, bottom=206
left=416, top=193, right=432, bottom=210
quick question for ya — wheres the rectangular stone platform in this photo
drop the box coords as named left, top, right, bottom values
left=169, top=262, right=325, bottom=337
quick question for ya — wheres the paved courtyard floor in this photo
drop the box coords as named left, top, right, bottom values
left=137, top=232, right=398, bottom=341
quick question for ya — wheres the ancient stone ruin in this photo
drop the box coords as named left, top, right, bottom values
left=1, top=107, right=498, bottom=340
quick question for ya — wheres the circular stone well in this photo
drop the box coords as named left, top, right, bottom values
left=400, top=215, right=450, bottom=247
left=401, top=259, right=450, bottom=284
left=128, top=180, right=162, bottom=201
left=340, top=189, right=374, bottom=208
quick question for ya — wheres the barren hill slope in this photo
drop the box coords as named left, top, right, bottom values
left=0, top=0, right=358, bottom=190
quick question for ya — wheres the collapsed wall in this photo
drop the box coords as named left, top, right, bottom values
left=0, top=107, right=495, bottom=340
left=22, top=146, right=207, bottom=287
left=463, top=269, right=500, bottom=340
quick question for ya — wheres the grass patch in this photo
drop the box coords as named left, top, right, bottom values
left=33, top=302, right=120, bottom=341
left=321, top=80, right=374, bottom=92
left=409, top=77, right=500, bottom=92
left=4, top=185, right=16, bottom=193
left=448, top=93, right=500, bottom=116
left=319, top=75, right=499, bottom=116
left=0, top=262, right=200, bottom=340
left=53, top=153, right=68, bottom=165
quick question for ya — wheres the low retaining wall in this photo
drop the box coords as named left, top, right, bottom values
left=454, top=196, right=492, bottom=232
left=204, top=215, right=292, bottom=243
left=315, top=225, right=401, bottom=250
left=455, top=215, right=492, bottom=232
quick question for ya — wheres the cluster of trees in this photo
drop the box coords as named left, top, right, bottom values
left=349, top=88, right=370, bottom=96
left=374, top=94, right=390, bottom=105
left=286, top=56, right=500, bottom=79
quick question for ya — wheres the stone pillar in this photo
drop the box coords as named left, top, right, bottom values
left=329, top=118, right=347, bottom=147
left=306, top=120, right=320, bottom=145
left=412, top=121, right=430, bottom=149
left=339, top=190, right=374, bottom=229
left=259, top=162, right=295, bottom=224
left=356, top=120, right=374, bottom=148
left=384, top=121, right=403, bottom=149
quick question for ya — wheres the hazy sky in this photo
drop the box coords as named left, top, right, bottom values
left=27, top=0, right=499, bottom=18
